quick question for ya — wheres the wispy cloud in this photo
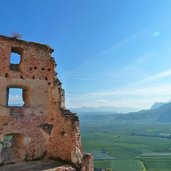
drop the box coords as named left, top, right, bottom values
left=65, top=69, right=171, bottom=109
left=68, top=67, right=171, bottom=89
left=144, top=69, right=171, bottom=81
left=88, top=84, right=171, bottom=97
left=133, top=69, right=171, bottom=86
left=62, top=29, right=149, bottom=80
left=136, top=51, right=155, bottom=65
left=63, top=30, right=171, bottom=110
left=69, top=77, right=113, bottom=82
left=99, top=29, right=149, bottom=57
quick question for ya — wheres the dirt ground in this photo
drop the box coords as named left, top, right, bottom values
left=0, top=160, right=72, bottom=171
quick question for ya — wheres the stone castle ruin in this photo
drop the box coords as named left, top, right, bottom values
left=0, top=35, right=93, bottom=170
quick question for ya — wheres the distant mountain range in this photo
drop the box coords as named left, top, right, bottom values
left=75, top=101, right=171, bottom=123
left=150, top=102, right=166, bottom=110
left=110, top=101, right=171, bottom=122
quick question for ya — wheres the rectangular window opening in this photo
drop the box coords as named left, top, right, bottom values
left=10, top=48, right=22, bottom=71
left=7, top=88, right=25, bottom=107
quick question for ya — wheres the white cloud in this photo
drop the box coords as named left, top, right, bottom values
left=9, top=95, right=23, bottom=104
left=65, top=83, right=171, bottom=110
left=66, top=96, right=169, bottom=110
left=144, top=69, right=171, bottom=81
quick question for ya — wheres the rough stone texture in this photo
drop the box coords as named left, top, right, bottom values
left=0, top=35, right=93, bottom=170
left=55, top=166, right=76, bottom=171
left=0, top=160, right=73, bottom=171
left=81, top=154, right=94, bottom=171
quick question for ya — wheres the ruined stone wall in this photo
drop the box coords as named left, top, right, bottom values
left=0, top=35, right=93, bottom=170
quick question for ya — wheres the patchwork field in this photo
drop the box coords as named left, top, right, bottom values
left=79, top=113, right=171, bottom=171
left=95, top=160, right=146, bottom=171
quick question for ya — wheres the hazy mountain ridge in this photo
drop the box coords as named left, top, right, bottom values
left=109, top=102, right=171, bottom=122
left=150, top=102, right=166, bottom=109
left=76, top=101, right=171, bottom=123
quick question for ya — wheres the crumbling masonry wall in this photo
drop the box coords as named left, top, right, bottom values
left=0, top=35, right=93, bottom=170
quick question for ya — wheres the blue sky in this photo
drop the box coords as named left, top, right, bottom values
left=1, top=0, right=171, bottom=111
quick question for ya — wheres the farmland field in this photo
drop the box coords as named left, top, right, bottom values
left=95, top=160, right=146, bottom=171
left=78, top=113, right=171, bottom=171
